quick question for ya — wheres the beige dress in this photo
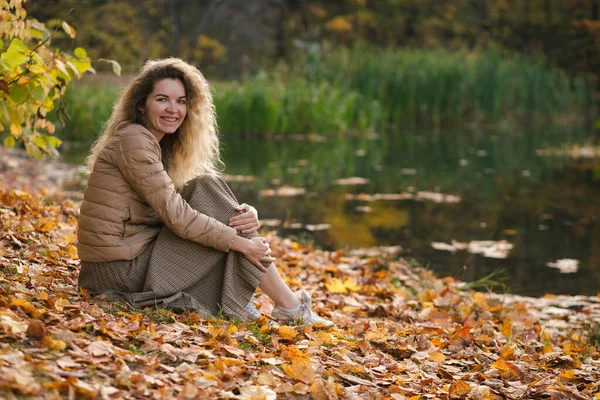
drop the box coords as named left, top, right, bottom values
left=78, top=175, right=265, bottom=318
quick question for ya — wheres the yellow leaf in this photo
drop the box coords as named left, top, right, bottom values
left=10, top=123, right=22, bottom=138
left=559, top=370, right=575, bottom=381
left=310, top=378, right=329, bottom=400
left=407, top=396, right=421, bottom=400
left=209, top=325, right=228, bottom=340
left=472, top=292, right=489, bottom=311
left=36, top=217, right=57, bottom=232
left=325, top=278, right=347, bottom=293
left=343, top=277, right=361, bottom=292
left=449, top=380, right=471, bottom=396
left=325, top=277, right=361, bottom=294
left=290, top=242, right=303, bottom=251
left=40, top=336, right=67, bottom=351
left=429, top=351, right=446, bottom=364
left=227, top=324, right=238, bottom=335
left=500, top=319, right=513, bottom=338
left=499, top=344, right=515, bottom=360
left=364, top=326, right=389, bottom=341
left=279, top=326, right=297, bottom=341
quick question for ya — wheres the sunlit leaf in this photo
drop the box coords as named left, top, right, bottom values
left=61, top=21, right=76, bottom=38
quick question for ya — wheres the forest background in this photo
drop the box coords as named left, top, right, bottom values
left=27, top=0, right=600, bottom=79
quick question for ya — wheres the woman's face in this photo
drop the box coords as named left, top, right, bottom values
left=142, top=78, right=187, bottom=141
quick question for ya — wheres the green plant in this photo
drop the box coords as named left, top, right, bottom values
left=0, top=0, right=119, bottom=158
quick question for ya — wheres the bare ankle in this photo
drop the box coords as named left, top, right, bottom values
left=277, top=297, right=301, bottom=310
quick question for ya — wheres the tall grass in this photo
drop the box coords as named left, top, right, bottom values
left=298, top=46, right=595, bottom=127
left=54, top=46, right=595, bottom=142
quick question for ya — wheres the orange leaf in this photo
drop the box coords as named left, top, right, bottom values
left=35, top=217, right=57, bottom=232
left=282, top=347, right=315, bottom=384
left=449, top=380, right=472, bottom=396
left=559, top=370, right=575, bottom=381
left=364, top=326, right=389, bottom=341
left=456, top=325, right=473, bottom=339
left=499, top=344, right=515, bottom=360
left=279, top=326, right=297, bottom=341
left=40, top=336, right=67, bottom=351
left=11, top=297, right=39, bottom=316
left=491, top=357, right=521, bottom=380
left=429, top=351, right=446, bottom=364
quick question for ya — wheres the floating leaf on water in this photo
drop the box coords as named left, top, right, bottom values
left=467, top=240, right=513, bottom=258
left=546, top=259, right=579, bottom=274
left=333, top=177, right=369, bottom=185
left=400, top=168, right=417, bottom=175
left=262, top=186, right=306, bottom=197
left=282, top=221, right=303, bottom=229
left=355, top=149, right=366, bottom=156
left=260, top=218, right=282, bottom=227
left=416, top=191, right=461, bottom=203
left=432, top=240, right=512, bottom=258
left=431, top=240, right=468, bottom=253
left=355, top=206, right=371, bottom=212
left=221, top=174, right=257, bottom=182
left=305, top=223, right=331, bottom=231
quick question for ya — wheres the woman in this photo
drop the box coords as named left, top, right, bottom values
left=77, top=58, right=332, bottom=327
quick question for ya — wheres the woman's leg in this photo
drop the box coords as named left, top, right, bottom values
left=258, top=263, right=301, bottom=309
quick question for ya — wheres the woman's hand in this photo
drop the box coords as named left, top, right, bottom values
left=229, top=203, right=260, bottom=234
left=231, top=236, right=274, bottom=272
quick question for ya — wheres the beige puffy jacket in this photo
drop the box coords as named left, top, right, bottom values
left=77, top=123, right=238, bottom=262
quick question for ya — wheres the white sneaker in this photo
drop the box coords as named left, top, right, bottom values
left=245, top=298, right=260, bottom=321
left=271, top=290, right=334, bottom=328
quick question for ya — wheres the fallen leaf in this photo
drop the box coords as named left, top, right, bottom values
left=449, top=380, right=472, bottom=396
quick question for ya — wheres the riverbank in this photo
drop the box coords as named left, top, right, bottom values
left=0, top=148, right=599, bottom=399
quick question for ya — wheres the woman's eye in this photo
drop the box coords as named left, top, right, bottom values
left=178, top=100, right=186, bottom=104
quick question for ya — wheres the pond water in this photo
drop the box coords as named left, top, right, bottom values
left=62, top=126, right=600, bottom=296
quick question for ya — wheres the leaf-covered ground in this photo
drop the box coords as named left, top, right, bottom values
left=1, top=148, right=599, bottom=399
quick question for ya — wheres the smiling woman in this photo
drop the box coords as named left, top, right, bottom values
left=76, top=58, right=333, bottom=327
left=139, top=78, right=188, bottom=142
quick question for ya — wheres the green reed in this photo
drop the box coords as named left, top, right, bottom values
left=53, top=82, right=122, bottom=142
left=299, top=45, right=595, bottom=127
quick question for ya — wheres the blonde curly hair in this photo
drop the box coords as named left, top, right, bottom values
left=85, top=58, right=222, bottom=189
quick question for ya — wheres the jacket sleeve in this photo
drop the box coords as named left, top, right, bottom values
left=115, top=130, right=238, bottom=252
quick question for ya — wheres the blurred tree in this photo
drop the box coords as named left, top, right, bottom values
left=23, top=0, right=600, bottom=80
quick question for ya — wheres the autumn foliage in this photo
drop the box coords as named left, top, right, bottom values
left=0, top=149, right=599, bottom=399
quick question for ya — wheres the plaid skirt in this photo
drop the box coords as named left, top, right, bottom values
left=78, top=175, right=265, bottom=319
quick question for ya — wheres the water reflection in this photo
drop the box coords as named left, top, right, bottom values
left=220, top=127, right=599, bottom=296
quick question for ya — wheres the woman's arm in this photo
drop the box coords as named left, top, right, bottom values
left=115, top=129, right=237, bottom=252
